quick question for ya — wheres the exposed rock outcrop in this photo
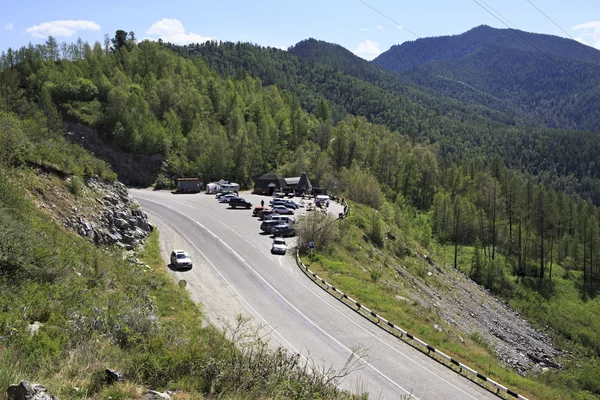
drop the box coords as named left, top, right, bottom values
left=7, top=381, right=57, bottom=400
left=64, top=178, right=153, bottom=250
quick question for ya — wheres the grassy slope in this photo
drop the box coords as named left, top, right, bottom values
left=300, top=201, right=599, bottom=400
left=0, top=169, right=360, bottom=400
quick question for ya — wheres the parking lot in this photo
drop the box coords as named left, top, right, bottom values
left=218, top=190, right=345, bottom=253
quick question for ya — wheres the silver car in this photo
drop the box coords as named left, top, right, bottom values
left=271, top=238, right=287, bottom=255
left=170, top=249, right=193, bottom=270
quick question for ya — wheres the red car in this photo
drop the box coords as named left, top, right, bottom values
left=252, top=206, right=265, bottom=217
left=258, top=208, right=277, bottom=220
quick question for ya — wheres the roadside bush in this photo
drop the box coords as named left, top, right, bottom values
left=154, top=174, right=175, bottom=190
left=296, top=212, right=340, bottom=252
left=369, top=212, right=385, bottom=247
left=68, top=175, right=84, bottom=196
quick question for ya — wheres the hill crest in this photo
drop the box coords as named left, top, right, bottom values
left=373, top=24, right=600, bottom=72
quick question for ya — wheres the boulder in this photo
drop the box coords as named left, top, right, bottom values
left=104, top=368, right=125, bottom=384
left=28, top=322, right=43, bottom=336
left=143, top=390, right=172, bottom=400
left=114, top=218, right=129, bottom=229
left=7, top=381, right=57, bottom=400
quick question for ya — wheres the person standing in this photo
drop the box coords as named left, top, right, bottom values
left=261, top=199, right=265, bottom=207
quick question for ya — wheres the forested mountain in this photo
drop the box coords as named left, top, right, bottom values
left=374, top=24, right=600, bottom=71
left=373, top=25, right=600, bottom=131
left=165, top=37, right=600, bottom=204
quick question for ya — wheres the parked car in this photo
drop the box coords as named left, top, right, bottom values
left=229, top=197, right=252, bottom=209
left=258, top=208, right=277, bottom=220
left=170, top=250, right=193, bottom=270
left=218, top=194, right=237, bottom=203
left=264, top=214, right=297, bottom=224
left=269, top=198, right=287, bottom=206
left=216, top=191, right=235, bottom=199
left=315, top=194, right=330, bottom=207
left=252, top=206, right=266, bottom=217
left=271, top=223, right=296, bottom=237
left=260, top=219, right=282, bottom=233
left=271, top=237, right=288, bottom=255
left=272, top=205, right=294, bottom=215
left=283, top=200, right=302, bottom=209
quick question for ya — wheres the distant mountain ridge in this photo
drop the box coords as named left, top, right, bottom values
left=372, top=25, right=600, bottom=131
left=373, top=24, right=600, bottom=72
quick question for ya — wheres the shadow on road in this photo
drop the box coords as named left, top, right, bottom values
left=167, top=263, right=192, bottom=272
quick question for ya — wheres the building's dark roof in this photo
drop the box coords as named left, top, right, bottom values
left=254, top=172, right=287, bottom=189
left=295, top=171, right=312, bottom=191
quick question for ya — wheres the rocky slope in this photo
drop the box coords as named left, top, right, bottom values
left=393, top=253, right=562, bottom=375
left=31, top=173, right=153, bottom=250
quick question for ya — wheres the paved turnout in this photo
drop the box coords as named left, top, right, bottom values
left=129, top=189, right=499, bottom=400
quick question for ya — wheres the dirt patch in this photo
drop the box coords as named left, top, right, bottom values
left=64, top=121, right=164, bottom=187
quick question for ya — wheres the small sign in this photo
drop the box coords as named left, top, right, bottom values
left=308, top=240, right=315, bottom=249
left=333, top=181, right=338, bottom=189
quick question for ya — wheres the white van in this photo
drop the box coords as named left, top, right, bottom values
left=315, top=195, right=330, bottom=207
left=221, top=183, right=240, bottom=192
left=206, top=182, right=220, bottom=194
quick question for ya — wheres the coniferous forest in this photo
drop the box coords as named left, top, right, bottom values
left=1, top=27, right=600, bottom=398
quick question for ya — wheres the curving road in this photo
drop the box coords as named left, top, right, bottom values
left=130, top=189, right=498, bottom=400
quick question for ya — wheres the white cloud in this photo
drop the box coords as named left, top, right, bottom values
left=360, top=27, right=368, bottom=31
left=4, top=23, right=13, bottom=30
left=396, top=25, right=404, bottom=30
left=26, top=20, right=100, bottom=38
left=376, top=24, right=383, bottom=31
left=146, top=19, right=213, bottom=45
left=572, top=21, right=600, bottom=49
left=354, top=39, right=382, bottom=60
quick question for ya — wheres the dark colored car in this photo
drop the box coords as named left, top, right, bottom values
left=271, top=223, right=296, bottom=237
left=260, top=219, right=281, bottom=233
left=229, top=197, right=252, bottom=209
left=282, top=200, right=300, bottom=209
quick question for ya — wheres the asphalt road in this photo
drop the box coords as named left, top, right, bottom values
left=130, top=189, right=498, bottom=400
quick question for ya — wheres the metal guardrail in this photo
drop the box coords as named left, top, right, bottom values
left=294, top=251, right=530, bottom=400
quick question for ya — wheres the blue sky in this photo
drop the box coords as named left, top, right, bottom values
left=1, top=0, right=599, bottom=60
